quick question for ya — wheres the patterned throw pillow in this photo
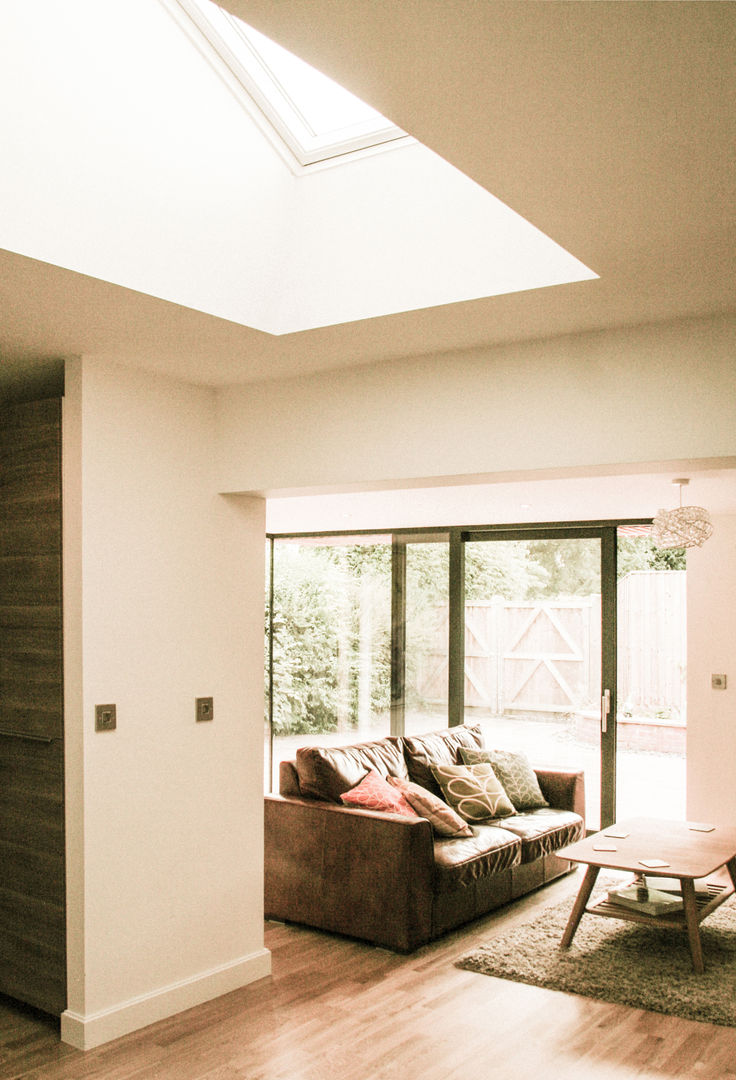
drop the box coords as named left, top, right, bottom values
left=430, top=763, right=516, bottom=823
left=460, top=748, right=549, bottom=811
left=387, top=775, right=473, bottom=837
left=340, top=770, right=419, bottom=818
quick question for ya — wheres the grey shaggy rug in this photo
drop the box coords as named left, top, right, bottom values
left=457, top=892, right=736, bottom=1027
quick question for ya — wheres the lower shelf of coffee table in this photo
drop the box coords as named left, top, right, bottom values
left=587, top=878, right=733, bottom=930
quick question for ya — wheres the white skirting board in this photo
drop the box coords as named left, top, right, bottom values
left=60, top=948, right=272, bottom=1050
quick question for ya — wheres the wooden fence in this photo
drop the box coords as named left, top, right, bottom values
left=414, top=571, right=686, bottom=720
left=617, top=570, right=686, bottom=717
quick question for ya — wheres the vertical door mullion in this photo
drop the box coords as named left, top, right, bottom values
left=448, top=529, right=465, bottom=727
left=600, top=527, right=618, bottom=827
left=267, top=536, right=275, bottom=792
left=391, top=538, right=407, bottom=737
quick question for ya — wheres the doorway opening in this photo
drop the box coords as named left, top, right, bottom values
left=266, top=521, right=686, bottom=828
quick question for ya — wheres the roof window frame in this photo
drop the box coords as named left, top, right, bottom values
left=174, top=0, right=410, bottom=167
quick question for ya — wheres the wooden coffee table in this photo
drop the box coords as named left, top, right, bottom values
left=559, top=817, right=736, bottom=972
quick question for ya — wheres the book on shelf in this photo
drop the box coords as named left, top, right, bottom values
left=643, top=876, right=711, bottom=899
left=606, top=883, right=684, bottom=916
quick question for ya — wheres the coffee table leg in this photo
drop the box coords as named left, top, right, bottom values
left=681, top=878, right=704, bottom=974
left=561, top=865, right=600, bottom=948
left=726, top=856, right=736, bottom=892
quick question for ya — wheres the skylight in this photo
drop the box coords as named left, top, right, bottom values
left=176, top=0, right=408, bottom=166
left=0, top=0, right=598, bottom=337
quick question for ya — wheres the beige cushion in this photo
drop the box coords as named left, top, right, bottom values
left=387, top=775, right=473, bottom=837
left=460, top=747, right=548, bottom=811
left=431, top=762, right=516, bottom=823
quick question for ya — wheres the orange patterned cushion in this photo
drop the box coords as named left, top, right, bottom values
left=340, top=770, right=419, bottom=817
left=387, top=775, right=473, bottom=837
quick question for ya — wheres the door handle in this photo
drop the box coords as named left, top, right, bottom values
left=601, top=688, right=611, bottom=733
left=0, top=728, right=53, bottom=743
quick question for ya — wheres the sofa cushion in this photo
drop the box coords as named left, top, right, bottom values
left=492, top=807, right=584, bottom=861
left=402, top=725, right=484, bottom=795
left=431, top=762, right=516, bottom=822
left=340, top=770, right=419, bottom=818
left=433, top=824, right=521, bottom=890
left=387, top=775, right=473, bottom=837
left=296, top=736, right=408, bottom=802
left=460, top=747, right=549, bottom=811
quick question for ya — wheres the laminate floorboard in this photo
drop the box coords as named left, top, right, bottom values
left=2, top=870, right=736, bottom=1080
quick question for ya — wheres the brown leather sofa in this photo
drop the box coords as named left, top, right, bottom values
left=265, top=725, right=585, bottom=952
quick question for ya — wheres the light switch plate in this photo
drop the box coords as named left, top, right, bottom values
left=95, top=704, right=117, bottom=731
left=196, top=696, right=214, bottom=722
left=712, top=674, right=727, bottom=690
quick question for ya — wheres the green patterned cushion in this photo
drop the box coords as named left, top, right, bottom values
left=460, top=747, right=548, bottom=811
left=430, top=762, right=516, bottom=823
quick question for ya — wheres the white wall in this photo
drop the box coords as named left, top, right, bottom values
left=62, top=358, right=269, bottom=1049
left=57, top=314, right=734, bottom=1049
left=265, top=470, right=736, bottom=534
left=686, top=514, right=736, bottom=825
left=218, top=315, right=736, bottom=495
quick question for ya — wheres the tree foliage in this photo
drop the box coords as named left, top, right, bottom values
left=465, top=541, right=549, bottom=600
left=269, top=543, right=391, bottom=734
left=617, top=536, right=686, bottom=575
left=268, top=546, right=341, bottom=734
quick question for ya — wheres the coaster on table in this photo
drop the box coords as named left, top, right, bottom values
left=593, top=843, right=618, bottom=852
left=639, top=859, right=670, bottom=868
left=688, top=822, right=715, bottom=832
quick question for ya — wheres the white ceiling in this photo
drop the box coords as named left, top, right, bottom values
left=0, top=0, right=733, bottom=391
left=0, top=1, right=734, bottom=523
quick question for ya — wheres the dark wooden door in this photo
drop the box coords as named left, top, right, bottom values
left=0, top=398, right=65, bottom=1014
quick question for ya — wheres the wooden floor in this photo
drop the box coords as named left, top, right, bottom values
left=3, top=870, right=736, bottom=1080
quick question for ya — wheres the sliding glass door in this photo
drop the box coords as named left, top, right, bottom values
left=394, top=535, right=450, bottom=737
left=457, top=528, right=612, bottom=829
left=267, top=522, right=686, bottom=827
left=268, top=535, right=392, bottom=788
left=615, top=528, right=687, bottom=820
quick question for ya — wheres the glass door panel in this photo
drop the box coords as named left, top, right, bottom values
left=615, top=529, right=687, bottom=819
left=268, top=535, right=392, bottom=789
left=463, top=537, right=603, bottom=829
left=404, top=541, right=450, bottom=734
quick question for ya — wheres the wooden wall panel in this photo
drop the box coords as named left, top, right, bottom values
left=0, top=398, right=65, bottom=1015
left=0, top=606, right=62, bottom=739
left=0, top=737, right=65, bottom=1014
left=0, top=398, right=62, bottom=741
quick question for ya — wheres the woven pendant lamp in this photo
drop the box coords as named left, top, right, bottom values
left=651, top=478, right=713, bottom=550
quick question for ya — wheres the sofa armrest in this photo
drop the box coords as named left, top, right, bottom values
left=534, top=768, right=586, bottom=823
left=264, top=794, right=435, bottom=952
